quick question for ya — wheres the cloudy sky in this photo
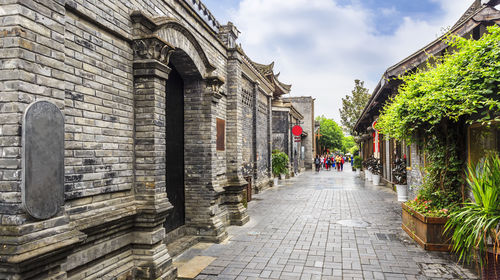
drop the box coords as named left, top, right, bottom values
left=202, top=0, right=474, bottom=123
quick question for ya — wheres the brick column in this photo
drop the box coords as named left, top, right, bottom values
left=132, top=38, right=176, bottom=280
left=267, top=95, right=273, bottom=178
left=224, top=49, right=249, bottom=226
left=252, top=82, right=258, bottom=186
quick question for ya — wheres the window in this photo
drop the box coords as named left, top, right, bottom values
left=216, top=118, right=225, bottom=151
left=468, top=123, right=500, bottom=165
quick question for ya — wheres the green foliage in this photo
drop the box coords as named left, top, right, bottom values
left=315, top=116, right=344, bottom=152
left=272, top=150, right=289, bottom=176
left=377, top=25, right=500, bottom=210
left=409, top=187, right=460, bottom=214
left=353, top=156, right=362, bottom=169
left=377, top=25, right=500, bottom=141
left=340, top=79, right=371, bottom=133
left=348, top=144, right=359, bottom=155
left=445, top=153, right=500, bottom=266
left=342, top=136, right=357, bottom=154
left=405, top=196, right=454, bottom=218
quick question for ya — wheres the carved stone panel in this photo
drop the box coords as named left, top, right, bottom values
left=22, top=101, right=64, bottom=219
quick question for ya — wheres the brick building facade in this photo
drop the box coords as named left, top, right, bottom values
left=0, top=0, right=300, bottom=279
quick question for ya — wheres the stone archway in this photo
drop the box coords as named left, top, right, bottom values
left=131, top=11, right=233, bottom=243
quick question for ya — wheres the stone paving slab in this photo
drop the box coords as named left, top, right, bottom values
left=180, top=167, right=478, bottom=279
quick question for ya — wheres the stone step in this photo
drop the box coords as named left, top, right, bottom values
left=166, top=235, right=200, bottom=258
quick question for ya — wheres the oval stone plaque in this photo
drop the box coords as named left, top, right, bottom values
left=22, top=101, right=64, bottom=219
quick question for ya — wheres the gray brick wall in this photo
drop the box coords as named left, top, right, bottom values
left=282, top=97, right=315, bottom=170
left=0, top=0, right=295, bottom=278
left=408, top=143, right=424, bottom=199
left=255, top=91, right=271, bottom=189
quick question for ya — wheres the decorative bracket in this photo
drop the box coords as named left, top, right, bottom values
left=205, top=75, right=226, bottom=103
left=132, top=36, right=175, bottom=65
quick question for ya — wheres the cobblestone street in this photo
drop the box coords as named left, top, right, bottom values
left=177, top=167, right=478, bottom=280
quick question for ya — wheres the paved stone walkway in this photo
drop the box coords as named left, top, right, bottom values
left=179, top=167, right=478, bottom=279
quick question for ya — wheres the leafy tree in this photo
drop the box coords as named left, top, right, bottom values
left=315, top=116, right=344, bottom=153
left=339, top=80, right=371, bottom=133
left=342, top=136, right=359, bottom=155
left=342, top=135, right=357, bottom=154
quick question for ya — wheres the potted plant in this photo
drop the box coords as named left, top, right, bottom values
left=445, top=154, right=500, bottom=279
left=362, top=159, right=370, bottom=181
left=364, top=156, right=377, bottom=182
left=393, top=158, right=408, bottom=201
left=402, top=188, right=456, bottom=251
left=272, top=150, right=289, bottom=185
left=354, top=156, right=362, bottom=176
left=371, top=157, right=383, bottom=186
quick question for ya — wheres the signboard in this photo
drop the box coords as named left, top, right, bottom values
left=292, top=125, right=303, bottom=136
left=294, top=136, right=301, bottom=142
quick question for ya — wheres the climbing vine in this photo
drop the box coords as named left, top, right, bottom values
left=377, top=25, right=500, bottom=204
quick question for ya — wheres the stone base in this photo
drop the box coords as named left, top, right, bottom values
left=223, top=182, right=250, bottom=227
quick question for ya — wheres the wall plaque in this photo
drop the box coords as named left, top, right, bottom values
left=216, top=118, right=225, bottom=151
left=22, top=101, right=64, bottom=219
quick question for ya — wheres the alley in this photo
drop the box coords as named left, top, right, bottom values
left=176, top=167, right=478, bottom=280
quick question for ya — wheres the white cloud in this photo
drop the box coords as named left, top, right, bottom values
left=230, top=0, right=473, bottom=124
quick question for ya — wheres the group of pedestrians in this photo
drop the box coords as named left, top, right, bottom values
left=314, top=154, right=350, bottom=172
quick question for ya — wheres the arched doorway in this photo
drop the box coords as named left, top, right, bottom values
left=165, top=65, right=185, bottom=232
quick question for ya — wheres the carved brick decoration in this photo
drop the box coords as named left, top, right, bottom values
left=132, top=37, right=175, bottom=65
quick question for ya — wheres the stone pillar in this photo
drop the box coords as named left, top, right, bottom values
left=132, top=38, right=177, bottom=280
left=267, top=95, right=273, bottom=179
left=183, top=76, right=228, bottom=243
left=224, top=49, right=249, bottom=226
left=252, top=82, right=258, bottom=188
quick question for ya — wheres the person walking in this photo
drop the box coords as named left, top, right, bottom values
left=314, top=155, right=321, bottom=172
left=340, top=156, right=345, bottom=171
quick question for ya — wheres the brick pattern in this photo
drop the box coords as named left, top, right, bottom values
left=64, top=10, right=134, bottom=200
left=255, top=92, right=271, bottom=189
left=241, top=77, right=254, bottom=179
left=0, top=0, right=66, bottom=224
left=283, top=97, right=315, bottom=170
left=408, top=143, right=424, bottom=199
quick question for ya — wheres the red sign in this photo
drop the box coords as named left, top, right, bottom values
left=292, top=125, right=303, bottom=136
left=294, top=136, right=301, bottom=142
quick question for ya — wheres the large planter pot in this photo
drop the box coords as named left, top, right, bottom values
left=367, top=171, right=373, bottom=181
left=483, top=249, right=500, bottom=280
left=355, top=169, right=360, bottom=176
left=372, top=174, right=381, bottom=185
left=396, top=184, right=408, bottom=202
left=273, top=177, right=279, bottom=186
left=401, top=203, right=451, bottom=251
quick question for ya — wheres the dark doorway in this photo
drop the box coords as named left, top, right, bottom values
left=164, top=66, right=185, bottom=232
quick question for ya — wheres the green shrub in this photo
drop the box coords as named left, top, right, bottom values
left=272, top=150, right=289, bottom=176
left=353, top=156, right=362, bottom=169
left=445, top=153, right=500, bottom=266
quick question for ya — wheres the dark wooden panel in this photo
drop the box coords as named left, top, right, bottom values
left=216, top=118, right=225, bottom=151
